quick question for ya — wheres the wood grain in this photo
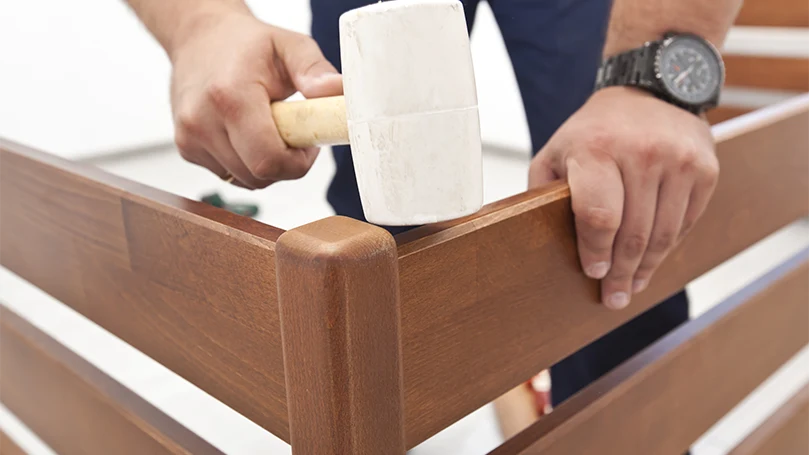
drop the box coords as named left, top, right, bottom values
left=277, top=216, right=405, bottom=455
left=728, top=384, right=809, bottom=455
left=734, top=0, right=809, bottom=27
left=490, top=249, right=809, bottom=455
left=0, top=138, right=291, bottom=441
left=706, top=106, right=753, bottom=125
left=723, top=55, right=809, bottom=92
left=0, top=430, right=26, bottom=455
left=0, top=305, right=224, bottom=455
left=395, top=97, right=809, bottom=447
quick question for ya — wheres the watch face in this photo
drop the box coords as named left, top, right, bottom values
left=658, top=35, right=723, bottom=105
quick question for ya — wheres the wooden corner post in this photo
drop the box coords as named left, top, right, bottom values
left=276, top=216, right=406, bottom=454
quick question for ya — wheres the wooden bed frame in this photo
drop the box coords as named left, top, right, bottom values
left=705, top=0, right=808, bottom=125
left=1, top=2, right=808, bottom=453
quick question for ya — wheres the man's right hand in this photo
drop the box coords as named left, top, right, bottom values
left=169, top=9, right=343, bottom=189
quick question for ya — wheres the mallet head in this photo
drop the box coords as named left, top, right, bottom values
left=339, top=0, right=483, bottom=226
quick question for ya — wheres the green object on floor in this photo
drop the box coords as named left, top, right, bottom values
left=201, top=192, right=260, bottom=218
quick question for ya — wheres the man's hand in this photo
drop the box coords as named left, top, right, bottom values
left=529, top=87, right=719, bottom=310
left=169, top=10, right=342, bottom=188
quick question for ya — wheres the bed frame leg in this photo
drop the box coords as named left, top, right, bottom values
left=277, top=215, right=406, bottom=455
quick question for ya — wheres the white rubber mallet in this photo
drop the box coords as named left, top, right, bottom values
left=270, top=0, right=483, bottom=226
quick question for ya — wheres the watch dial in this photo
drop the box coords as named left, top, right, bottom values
left=659, top=36, right=722, bottom=104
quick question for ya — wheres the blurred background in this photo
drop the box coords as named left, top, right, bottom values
left=1, top=1, right=808, bottom=454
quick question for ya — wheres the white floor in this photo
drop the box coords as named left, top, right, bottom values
left=1, top=146, right=808, bottom=454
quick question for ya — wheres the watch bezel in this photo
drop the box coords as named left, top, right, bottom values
left=653, top=32, right=725, bottom=110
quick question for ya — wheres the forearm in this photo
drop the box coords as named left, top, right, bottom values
left=603, top=0, right=743, bottom=57
left=124, top=0, right=251, bottom=59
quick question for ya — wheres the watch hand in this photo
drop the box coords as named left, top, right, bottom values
left=674, top=65, right=695, bottom=85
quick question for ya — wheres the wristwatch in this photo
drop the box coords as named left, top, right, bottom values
left=594, top=32, right=725, bottom=115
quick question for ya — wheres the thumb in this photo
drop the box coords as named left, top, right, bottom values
left=276, top=33, right=343, bottom=98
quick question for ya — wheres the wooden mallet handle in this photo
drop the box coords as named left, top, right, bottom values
left=270, top=96, right=349, bottom=148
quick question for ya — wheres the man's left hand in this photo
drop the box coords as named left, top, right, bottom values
left=529, top=86, right=719, bottom=310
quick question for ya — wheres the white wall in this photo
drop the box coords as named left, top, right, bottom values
left=1, top=1, right=807, bottom=159
left=0, top=1, right=530, bottom=159
left=0, top=1, right=173, bottom=158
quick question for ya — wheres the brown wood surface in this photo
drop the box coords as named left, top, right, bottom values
left=0, top=305, right=224, bottom=455
left=0, top=138, right=291, bottom=441
left=395, top=97, right=809, bottom=447
left=734, top=0, right=809, bottom=27
left=706, top=105, right=753, bottom=125
left=723, top=55, right=809, bottom=92
left=728, top=384, right=809, bottom=455
left=0, top=430, right=26, bottom=455
left=277, top=216, right=405, bottom=455
left=490, top=249, right=809, bottom=455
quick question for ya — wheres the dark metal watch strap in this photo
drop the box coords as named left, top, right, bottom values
left=594, top=41, right=703, bottom=115
left=595, top=43, right=657, bottom=91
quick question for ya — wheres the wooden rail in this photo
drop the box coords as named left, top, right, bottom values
left=0, top=304, right=224, bottom=455
left=0, top=430, right=26, bottom=455
left=394, top=95, right=809, bottom=445
left=491, top=248, right=809, bottom=455
left=705, top=0, right=809, bottom=125
left=734, top=0, right=809, bottom=27
left=728, top=384, right=809, bottom=455
left=0, top=139, right=290, bottom=440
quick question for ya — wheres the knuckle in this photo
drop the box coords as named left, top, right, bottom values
left=649, top=230, right=677, bottom=252
left=701, top=156, right=720, bottom=182
left=634, top=263, right=655, bottom=276
left=621, top=232, right=649, bottom=258
left=636, top=138, right=666, bottom=168
left=583, top=128, right=615, bottom=155
left=676, top=147, right=700, bottom=173
left=174, top=129, right=193, bottom=157
left=206, top=81, right=241, bottom=120
left=606, top=267, right=633, bottom=282
left=577, top=206, right=621, bottom=233
left=286, top=161, right=311, bottom=180
left=247, top=156, right=280, bottom=180
left=175, top=109, right=204, bottom=138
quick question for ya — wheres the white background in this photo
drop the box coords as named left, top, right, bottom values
left=2, top=1, right=807, bottom=159
left=0, top=1, right=531, bottom=158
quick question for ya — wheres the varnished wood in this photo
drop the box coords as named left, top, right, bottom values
left=277, top=216, right=406, bottom=455
left=723, top=55, right=809, bottom=92
left=728, top=384, right=809, bottom=455
left=706, top=106, right=753, bottom=125
left=0, top=305, right=224, bottom=455
left=0, top=430, right=26, bottom=455
left=395, top=97, right=809, bottom=447
left=0, top=138, right=291, bottom=441
left=490, top=250, right=809, bottom=455
left=734, top=0, right=809, bottom=27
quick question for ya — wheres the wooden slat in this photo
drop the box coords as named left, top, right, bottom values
left=723, top=55, right=809, bottom=92
left=734, top=0, right=809, bottom=27
left=490, top=249, right=809, bottom=455
left=395, top=96, right=809, bottom=447
left=0, top=305, right=225, bottom=455
left=0, top=139, right=291, bottom=441
left=728, top=384, right=809, bottom=455
left=706, top=105, right=753, bottom=125
left=0, top=430, right=27, bottom=455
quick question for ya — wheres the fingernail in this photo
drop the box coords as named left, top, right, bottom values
left=632, top=279, right=647, bottom=293
left=606, top=292, right=629, bottom=310
left=585, top=262, right=610, bottom=279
